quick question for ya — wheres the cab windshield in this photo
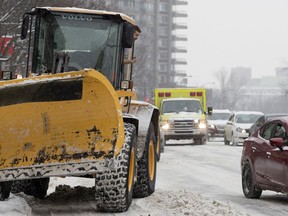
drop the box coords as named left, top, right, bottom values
left=33, top=12, right=121, bottom=84
left=162, top=100, right=203, bottom=114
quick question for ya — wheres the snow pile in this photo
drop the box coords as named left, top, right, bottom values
left=133, top=189, right=249, bottom=216
left=0, top=179, right=249, bottom=216
left=0, top=194, right=32, bottom=216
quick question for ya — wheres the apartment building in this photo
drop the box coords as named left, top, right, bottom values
left=105, top=0, right=188, bottom=100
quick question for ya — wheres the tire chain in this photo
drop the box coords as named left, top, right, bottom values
left=95, top=123, right=135, bottom=212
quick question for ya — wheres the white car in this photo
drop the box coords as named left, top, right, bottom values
left=224, top=111, right=264, bottom=145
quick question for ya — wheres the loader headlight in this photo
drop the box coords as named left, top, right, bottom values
left=121, top=80, right=133, bottom=90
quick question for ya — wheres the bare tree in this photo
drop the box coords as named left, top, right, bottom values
left=213, top=68, right=243, bottom=110
left=213, top=68, right=231, bottom=109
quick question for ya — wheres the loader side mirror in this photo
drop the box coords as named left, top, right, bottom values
left=207, top=107, right=213, bottom=115
left=122, top=23, right=134, bottom=48
left=21, top=15, right=30, bottom=40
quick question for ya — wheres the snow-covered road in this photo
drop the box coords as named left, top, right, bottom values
left=2, top=139, right=288, bottom=215
left=161, top=139, right=288, bottom=216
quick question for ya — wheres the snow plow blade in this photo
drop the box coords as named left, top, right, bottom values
left=0, top=69, right=124, bottom=181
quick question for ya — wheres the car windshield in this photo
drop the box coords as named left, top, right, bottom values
left=162, top=100, right=203, bottom=114
left=208, top=112, right=231, bottom=120
left=236, top=114, right=263, bottom=124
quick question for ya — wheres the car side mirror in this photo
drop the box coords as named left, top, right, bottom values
left=270, top=137, right=284, bottom=149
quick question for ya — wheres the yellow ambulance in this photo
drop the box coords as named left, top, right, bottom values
left=154, top=88, right=212, bottom=145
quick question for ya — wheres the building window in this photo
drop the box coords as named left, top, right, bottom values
left=159, top=51, right=169, bottom=59
left=159, top=27, right=169, bottom=36
left=147, top=15, right=154, bottom=22
left=142, top=2, right=154, bottom=11
left=160, top=15, right=169, bottom=24
left=135, top=2, right=141, bottom=10
left=159, top=3, right=169, bottom=12
left=131, top=1, right=135, bottom=8
left=118, top=1, right=124, bottom=7
left=147, top=63, right=152, bottom=70
left=159, top=63, right=167, bottom=71
left=123, top=1, right=135, bottom=8
left=159, top=39, right=168, bottom=47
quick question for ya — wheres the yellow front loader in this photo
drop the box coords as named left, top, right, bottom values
left=0, top=7, right=159, bottom=213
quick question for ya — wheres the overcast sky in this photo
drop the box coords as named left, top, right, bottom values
left=186, top=0, right=288, bottom=86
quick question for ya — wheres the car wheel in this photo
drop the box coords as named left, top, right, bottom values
left=224, top=135, right=230, bottom=145
left=194, top=136, right=206, bottom=145
left=208, top=134, right=212, bottom=141
left=231, top=134, right=238, bottom=146
left=163, top=136, right=167, bottom=146
left=242, top=162, right=262, bottom=199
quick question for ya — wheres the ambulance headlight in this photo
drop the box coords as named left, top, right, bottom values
left=199, top=122, right=207, bottom=129
left=197, top=119, right=207, bottom=129
left=162, top=122, right=170, bottom=130
left=161, top=120, right=170, bottom=130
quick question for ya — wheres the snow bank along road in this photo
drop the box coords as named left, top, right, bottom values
left=1, top=139, right=288, bottom=215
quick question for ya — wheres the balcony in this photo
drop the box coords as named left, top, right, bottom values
left=172, top=0, right=188, bottom=5
left=172, top=34, right=188, bottom=41
left=158, top=45, right=170, bottom=51
left=173, top=70, right=187, bottom=77
left=172, top=23, right=187, bottom=30
left=172, top=46, right=187, bottom=53
left=172, top=11, right=187, bottom=18
left=172, top=58, right=187, bottom=65
left=159, top=34, right=171, bottom=39
left=158, top=58, right=169, bottom=63
left=159, top=21, right=170, bottom=26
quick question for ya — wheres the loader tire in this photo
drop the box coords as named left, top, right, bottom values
left=95, top=123, right=136, bottom=212
left=133, top=123, right=157, bottom=198
left=11, top=178, right=50, bottom=199
left=0, top=181, right=12, bottom=201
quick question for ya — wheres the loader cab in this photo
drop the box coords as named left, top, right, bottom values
left=21, top=7, right=136, bottom=90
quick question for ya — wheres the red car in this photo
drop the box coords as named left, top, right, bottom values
left=241, top=116, right=288, bottom=198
